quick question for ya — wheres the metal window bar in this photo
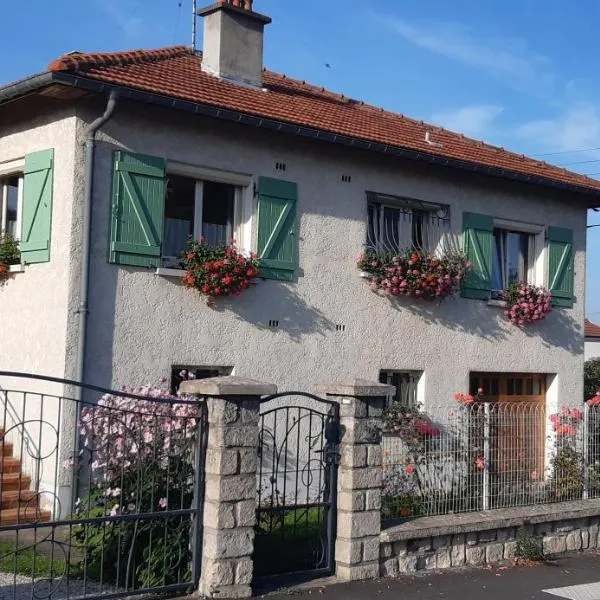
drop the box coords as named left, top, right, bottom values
left=380, top=371, right=420, bottom=409
left=0, top=371, right=208, bottom=600
left=382, top=401, right=588, bottom=524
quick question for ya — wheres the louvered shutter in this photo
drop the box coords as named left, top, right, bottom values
left=547, top=226, right=574, bottom=308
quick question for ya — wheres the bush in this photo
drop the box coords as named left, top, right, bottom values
left=72, top=386, right=200, bottom=589
left=515, top=525, right=543, bottom=561
left=585, top=358, right=600, bottom=400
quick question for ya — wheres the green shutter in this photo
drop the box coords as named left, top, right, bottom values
left=547, top=226, right=574, bottom=308
left=21, top=149, right=54, bottom=264
left=257, top=176, right=298, bottom=281
left=109, top=151, right=165, bottom=267
left=462, top=212, right=493, bottom=300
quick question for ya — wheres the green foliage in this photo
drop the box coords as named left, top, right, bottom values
left=585, top=358, right=600, bottom=400
left=0, top=540, right=66, bottom=578
left=515, top=525, right=544, bottom=561
left=0, top=233, right=20, bottom=265
left=550, top=442, right=584, bottom=502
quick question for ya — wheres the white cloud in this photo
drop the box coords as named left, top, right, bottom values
left=99, top=1, right=149, bottom=42
left=516, top=106, right=600, bottom=158
left=370, top=14, right=554, bottom=97
left=430, top=105, right=504, bottom=138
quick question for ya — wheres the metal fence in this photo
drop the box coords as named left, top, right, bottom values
left=0, top=372, right=207, bottom=600
left=382, top=401, right=596, bottom=523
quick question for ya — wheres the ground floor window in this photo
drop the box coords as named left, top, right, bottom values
left=170, top=364, right=233, bottom=394
left=379, top=370, right=422, bottom=409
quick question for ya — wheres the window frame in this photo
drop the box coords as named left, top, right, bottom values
left=490, top=218, right=545, bottom=296
left=0, top=158, right=25, bottom=241
left=379, top=369, right=423, bottom=409
left=161, top=162, right=253, bottom=268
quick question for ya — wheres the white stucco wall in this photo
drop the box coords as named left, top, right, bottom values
left=585, top=338, right=600, bottom=361
left=81, top=102, right=587, bottom=409
left=0, top=103, right=82, bottom=511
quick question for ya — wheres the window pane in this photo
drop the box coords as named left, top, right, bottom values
left=5, top=177, right=19, bottom=238
left=507, top=379, right=515, bottom=395
left=412, top=210, right=426, bottom=250
left=164, top=175, right=195, bottom=258
left=382, top=206, right=402, bottom=251
left=380, top=370, right=420, bottom=408
left=492, top=230, right=505, bottom=290
left=367, top=203, right=379, bottom=250
left=514, top=378, right=523, bottom=395
left=506, top=231, right=529, bottom=284
left=203, top=182, right=235, bottom=246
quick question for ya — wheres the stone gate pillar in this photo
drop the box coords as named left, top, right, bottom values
left=180, top=376, right=276, bottom=599
left=318, top=379, right=393, bottom=581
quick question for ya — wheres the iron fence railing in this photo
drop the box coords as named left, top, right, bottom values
left=0, top=371, right=207, bottom=600
left=382, top=401, right=596, bottom=523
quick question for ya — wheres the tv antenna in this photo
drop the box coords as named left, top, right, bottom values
left=192, top=0, right=197, bottom=51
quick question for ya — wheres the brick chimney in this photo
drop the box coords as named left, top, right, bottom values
left=197, top=0, right=271, bottom=88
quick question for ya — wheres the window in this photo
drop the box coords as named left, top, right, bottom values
left=366, top=192, right=449, bottom=253
left=491, top=228, right=532, bottom=292
left=1, top=175, right=23, bottom=238
left=379, top=370, right=422, bottom=409
left=163, top=174, right=236, bottom=264
left=170, top=364, right=233, bottom=394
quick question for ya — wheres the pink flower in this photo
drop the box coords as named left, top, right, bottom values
left=530, top=471, right=538, bottom=480
left=405, top=465, right=415, bottom=474
left=159, top=497, right=168, bottom=509
left=475, top=457, right=485, bottom=470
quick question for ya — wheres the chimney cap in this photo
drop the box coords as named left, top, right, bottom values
left=197, top=1, right=272, bottom=24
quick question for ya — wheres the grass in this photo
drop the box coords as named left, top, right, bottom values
left=254, top=507, right=327, bottom=577
left=0, top=539, right=67, bottom=578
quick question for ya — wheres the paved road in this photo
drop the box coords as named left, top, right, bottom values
left=261, top=552, right=600, bottom=600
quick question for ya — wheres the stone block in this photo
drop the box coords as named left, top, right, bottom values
left=543, top=535, right=567, bottom=556
left=397, top=555, right=418, bottom=573
left=338, top=490, right=365, bottom=512
left=582, top=530, right=590, bottom=549
left=433, top=535, right=451, bottom=550
left=367, top=445, right=382, bottom=467
left=208, top=399, right=240, bottom=425
left=451, top=542, right=465, bottom=567
left=437, top=548, right=452, bottom=570
left=341, top=445, right=368, bottom=468
left=365, top=490, right=381, bottom=511
left=362, top=538, right=381, bottom=562
left=466, top=532, right=478, bottom=546
left=380, top=543, right=393, bottom=559
left=554, top=521, right=575, bottom=533
left=504, top=541, right=518, bottom=560
left=343, top=420, right=382, bottom=445
left=206, top=448, right=239, bottom=476
left=339, top=398, right=368, bottom=419
left=203, top=528, right=254, bottom=559
left=339, top=467, right=382, bottom=490
left=478, top=530, right=496, bottom=543
left=336, top=562, right=379, bottom=581
left=218, top=426, right=259, bottom=448
left=202, top=583, right=252, bottom=599
left=240, top=404, right=260, bottom=425
left=408, top=538, right=432, bottom=554
left=393, top=540, right=408, bottom=557
left=235, top=500, right=256, bottom=527
left=566, top=531, right=582, bottom=552
left=424, top=554, right=437, bottom=570
left=203, top=500, right=236, bottom=529
left=204, top=559, right=234, bottom=586
left=337, top=510, right=380, bottom=538
left=589, top=525, right=599, bottom=548
left=238, top=448, right=258, bottom=473
left=235, top=558, right=254, bottom=585
left=336, top=539, right=363, bottom=565
left=486, top=543, right=504, bottom=564
left=466, top=546, right=486, bottom=566
left=205, top=473, right=256, bottom=503
left=381, top=557, right=399, bottom=578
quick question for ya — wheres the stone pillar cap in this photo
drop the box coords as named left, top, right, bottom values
left=317, top=379, right=395, bottom=397
left=179, top=376, right=277, bottom=396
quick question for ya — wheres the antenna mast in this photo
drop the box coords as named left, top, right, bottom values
left=192, top=0, right=197, bottom=51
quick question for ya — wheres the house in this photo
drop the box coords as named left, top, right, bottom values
left=0, top=0, right=596, bottom=417
left=585, top=319, right=600, bottom=360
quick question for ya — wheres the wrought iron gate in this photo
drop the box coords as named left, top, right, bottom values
left=0, top=372, right=207, bottom=600
left=254, top=392, right=340, bottom=578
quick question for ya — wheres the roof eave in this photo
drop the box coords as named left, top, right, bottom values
left=4, top=72, right=600, bottom=204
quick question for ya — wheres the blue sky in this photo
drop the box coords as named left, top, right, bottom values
left=2, top=0, right=600, bottom=317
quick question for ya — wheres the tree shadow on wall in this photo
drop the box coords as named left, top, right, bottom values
left=381, top=292, right=509, bottom=343
left=211, top=283, right=335, bottom=343
left=526, top=308, right=582, bottom=355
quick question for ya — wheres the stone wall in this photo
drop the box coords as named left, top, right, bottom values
left=380, top=503, right=600, bottom=576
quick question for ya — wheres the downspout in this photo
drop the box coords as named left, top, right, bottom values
left=74, top=90, right=119, bottom=393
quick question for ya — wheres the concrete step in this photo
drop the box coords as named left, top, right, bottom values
left=0, top=506, right=51, bottom=526
left=0, top=490, right=38, bottom=509
left=0, top=457, right=21, bottom=473
left=0, top=473, right=32, bottom=492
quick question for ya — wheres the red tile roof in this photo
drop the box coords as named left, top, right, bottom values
left=46, top=45, right=600, bottom=195
left=586, top=320, right=600, bottom=338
